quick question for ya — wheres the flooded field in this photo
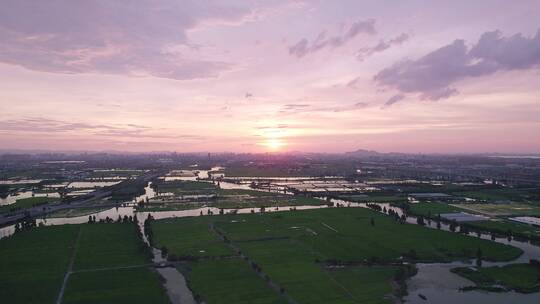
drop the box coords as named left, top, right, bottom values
left=0, top=191, right=60, bottom=206
left=67, top=181, right=122, bottom=189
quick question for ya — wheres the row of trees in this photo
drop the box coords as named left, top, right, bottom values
left=87, top=214, right=137, bottom=224
left=13, top=217, right=38, bottom=233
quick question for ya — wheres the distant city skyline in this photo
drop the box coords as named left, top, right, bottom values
left=1, top=1, right=539, bottom=153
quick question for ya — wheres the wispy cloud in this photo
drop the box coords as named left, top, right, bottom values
left=0, top=117, right=204, bottom=140
left=383, top=94, right=405, bottom=107
left=279, top=102, right=371, bottom=114
left=289, top=19, right=376, bottom=58
left=356, top=33, right=410, bottom=61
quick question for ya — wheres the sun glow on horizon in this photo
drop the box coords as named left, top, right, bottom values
left=262, top=138, right=286, bottom=151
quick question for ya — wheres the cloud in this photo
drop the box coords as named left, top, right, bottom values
left=289, top=39, right=310, bottom=58
left=374, top=29, right=540, bottom=100
left=279, top=102, right=371, bottom=114
left=0, top=117, right=203, bottom=140
left=283, top=104, right=311, bottom=110
left=384, top=94, right=405, bottom=107
left=0, top=1, right=259, bottom=80
left=356, top=33, right=410, bottom=61
left=289, top=19, right=376, bottom=58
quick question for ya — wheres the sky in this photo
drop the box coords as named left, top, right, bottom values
left=1, top=0, right=540, bottom=154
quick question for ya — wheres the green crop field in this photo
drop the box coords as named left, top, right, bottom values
left=0, top=196, right=58, bottom=213
left=466, top=219, right=540, bottom=237
left=63, top=268, right=169, bottom=304
left=0, top=225, right=79, bottom=303
left=186, top=259, right=286, bottom=304
left=452, top=263, right=540, bottom=293
left=454, top=187, right=540, bottom=203
left=0, top=223, right=167, bottom=304
left=157, top=180, right=217, bottom=195
left=152, top=217, right=233, bottom=259
left=327, top=266, right=399, bottom=304
left=455, top=203, right=540, bottom=216
left=151, top=207, right=522, bottom=304
left=407, top=202, right=465, bottom=217
left=74, top=223, right=151, bottom=270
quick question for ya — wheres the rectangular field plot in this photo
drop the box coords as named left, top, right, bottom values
left=186, top=259, right=286, bottom=304
left=327, top=266, right=398, bottom=304
left=0, top=223, right=165, bottom=304
left=454, top=203, right=540, bottom=216
left=152, top=217, right=234, bottom=258
left=73, top=223, right=150, bottom=270
left=63, top=268, right=169, bottom=304
left=0, top=225, right=79, bottom=304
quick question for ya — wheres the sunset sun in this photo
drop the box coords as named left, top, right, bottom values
left=263, top=138, right=285, bottom=151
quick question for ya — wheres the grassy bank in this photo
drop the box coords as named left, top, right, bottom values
left=452, top=263, right=540, bottom=293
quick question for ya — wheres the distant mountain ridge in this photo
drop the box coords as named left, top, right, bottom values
left=344, top=149, right=382, bottom=157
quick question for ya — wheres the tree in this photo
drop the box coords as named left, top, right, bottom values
left=408, top=249, right=417, bottom=260
left=449, top=220, right=457, bottom=232
left=161, top=246, right=168, bottom=258
left=476, top=248, right=483, bottom=267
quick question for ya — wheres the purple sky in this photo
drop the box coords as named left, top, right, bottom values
left=1, top=0, right=539, bottom=153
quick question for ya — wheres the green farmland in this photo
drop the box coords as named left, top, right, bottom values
left=0, top=223, right=168, bottom=304
left=0, top=196, right=58, bottom=213
left=407, top=202, right=466, bottom=217
left=151, top=207, right=522, bottom=304
left=0, top=225, right=79, bottom=303
left=452, top=263, right=540, bottom=293
left=187, top=259, right=286, bottom=304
